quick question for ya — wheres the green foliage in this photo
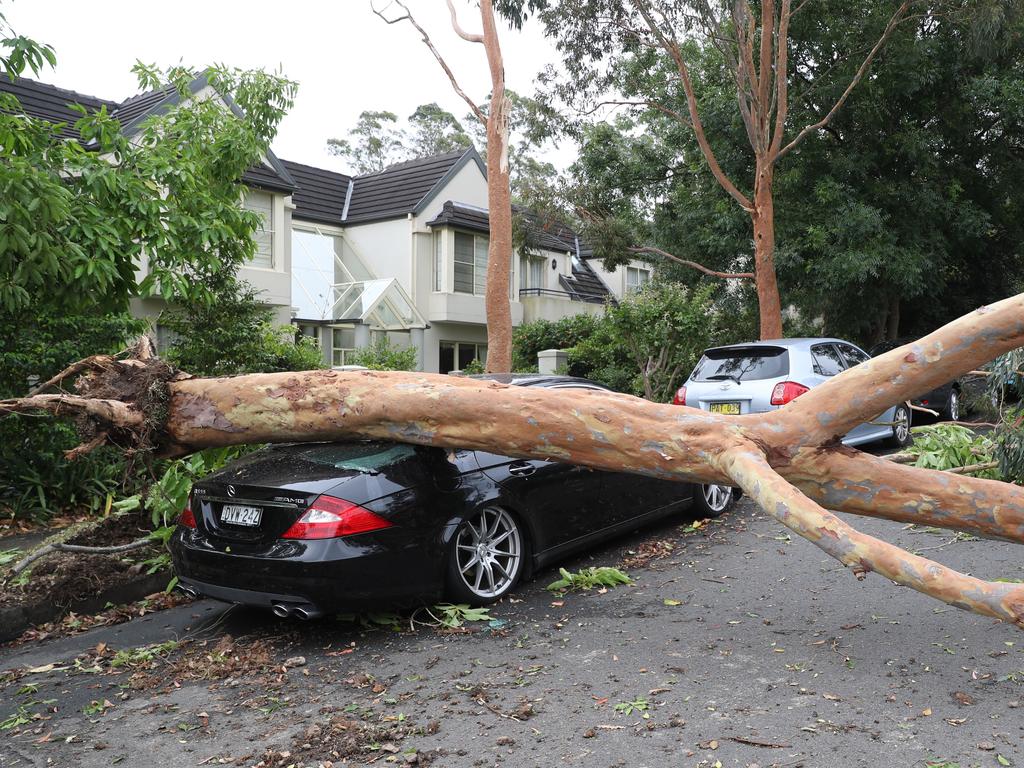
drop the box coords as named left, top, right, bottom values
left=161, top=279, right=323, bottom=377
left=514, top=282, right=745, bottom=400
left=461, top=358, right=486, bottom=375
left=614, top=697, right=650, bottom=716
left=0, top=310, right=147, bottom=521
left=0, top=52, right=296, bottom=315
left=349, top=338, right=418, bottom=371
left=546, top=566, right=632, bottom=592
left=110, top=640, right=180, bottom=668
left=907, top=424, right=999, bottom=479
left=996, top=404, right=1024, bottom=484
left=423, top=603, right=493, bottom=629
left=327, top=110, right=406, bottom=173
left=512, top=313, right=602, bottom=373
left=529, top=0, right=1024, bottom=344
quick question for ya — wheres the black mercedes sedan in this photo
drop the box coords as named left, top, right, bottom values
left=170, top=374, right=736, bottom=618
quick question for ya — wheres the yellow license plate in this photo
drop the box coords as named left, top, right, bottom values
left=709, top=402, right=741, bottom=415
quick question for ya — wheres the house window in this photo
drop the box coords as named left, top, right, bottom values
left=519, top=255, right=544, bottom=290
left=332, top=327, right=356, bottom=367
left=433, top=231, right=443, bottom=292
left=439, top=341, right=487, bottom=374
left=454, top=232, right=488, bottom=295
left=245, top=190, right=275, bottom=269
left=626, top=266, right=650, bottom=292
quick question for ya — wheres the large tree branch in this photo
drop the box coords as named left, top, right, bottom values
left=784, top=446, right=1024, bottom=544
left=775, top=0, right=912, bottom=160
left=723, top=448, right=1024, bottom=627
left=446, top=0, right=484, bottom=43
left=628, top=246, right=754, bottom=279
left=632, top=0, right=754, bottom=212
left=371, top=0, right=486, bottom=125
left=768, top=0, right=792, bottom=158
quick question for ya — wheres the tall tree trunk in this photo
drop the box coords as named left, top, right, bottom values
left=752, top=163, right=784, bottom=340
left=6, top=293, right=1024, bottom=627
left=480, top=0, right=513, bottom=373
left=886, top=294, right=901, bottom=340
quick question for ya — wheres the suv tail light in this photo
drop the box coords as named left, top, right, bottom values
left=770, top=381, right=810, bottom=406
left=282, top=494, right=394, bottom=540
left=672, top=386, right=687, bottom=406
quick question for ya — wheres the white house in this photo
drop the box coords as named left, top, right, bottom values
left=282, top=147, right=653, bottom=373
left=1, top=77, right=654, bottom=371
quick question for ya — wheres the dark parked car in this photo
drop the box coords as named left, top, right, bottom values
left=170, top=374, right=736, bottom=618
left=868, top=339, right=963, bottom=420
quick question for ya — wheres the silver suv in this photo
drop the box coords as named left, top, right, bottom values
left=675, top=338, right=911, bottom=448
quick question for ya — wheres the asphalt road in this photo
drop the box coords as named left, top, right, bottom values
left=2, top=497, right=1023, bottom=768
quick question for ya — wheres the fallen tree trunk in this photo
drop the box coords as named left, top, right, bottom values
left=3, top=296, right=1024, bottom=626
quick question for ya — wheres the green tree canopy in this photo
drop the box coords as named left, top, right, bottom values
left=0, top=26, right=296, bottom=315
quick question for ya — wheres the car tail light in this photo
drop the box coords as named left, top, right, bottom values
left=770, top=381, right=810, bottom=406
left=282, top=494, right=394, bottom=540
left=179, top=507, right=197, bottom=528
left=672, top=386, right=687, bottom=406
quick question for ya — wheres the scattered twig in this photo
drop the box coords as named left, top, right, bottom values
left=727, top=735, right=791, bottom=748
left=9, top=537, right=153, bottom=577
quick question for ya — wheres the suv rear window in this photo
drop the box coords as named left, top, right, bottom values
left=691, top=346, right=789, bottom=382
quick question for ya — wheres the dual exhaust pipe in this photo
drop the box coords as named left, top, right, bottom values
left=176, top=583, right=321, bottom=620
left=271, top=601, right=323, bottom=620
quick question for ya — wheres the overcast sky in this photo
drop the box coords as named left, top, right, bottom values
left=5, top=0, right=563, bottom=172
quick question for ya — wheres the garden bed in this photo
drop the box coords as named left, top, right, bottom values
left=0, top=509, right=174, bottom=643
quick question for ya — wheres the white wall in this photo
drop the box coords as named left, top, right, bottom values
left=341, top=217, right=412, bottom=293
left=413, top=160, right=489, bottom=227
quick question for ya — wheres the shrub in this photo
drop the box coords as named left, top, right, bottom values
left=161, top=279, right=323, bottom=377
left=0, top=309, right=146, bottom=521
left=349, top=338, right=418, bottom=371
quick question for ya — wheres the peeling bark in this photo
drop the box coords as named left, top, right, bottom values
left=4, top=295, right=1024, bottom=628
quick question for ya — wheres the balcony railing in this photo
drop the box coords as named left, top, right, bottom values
left=519, top=287, right=606, bottom=305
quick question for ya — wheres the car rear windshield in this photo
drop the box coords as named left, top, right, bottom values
left=295, top=443, right=417, bottom=472
left=691, top=346, right=790, bottom=382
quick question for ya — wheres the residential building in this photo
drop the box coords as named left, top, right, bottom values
left=2, top=76, right=655, bottom=371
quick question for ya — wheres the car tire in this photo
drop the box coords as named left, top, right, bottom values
left=445, top=506, right=527, bottom=605
left=693, top=484, right=738, bottom=518
left=945, top=388, right=961, bottom=422
left=887, top=403, right=913, bottom=448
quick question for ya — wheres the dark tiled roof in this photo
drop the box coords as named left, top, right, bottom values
left=112, top=84, right=178, bottom=129
left=281, top=160, right=352, bottom=224
left=427, top=202, right=612, bottom=304
left=242, top=161, right=298, bottom=194
left=425, top=200, right=490, bottom=233
left=0, top=77, right=115, bottom=139
left=0, top=75, right=294, bottom=191
left=344, top=148, right=477, bottom=224
left=560, top=260, right=612, bottom=304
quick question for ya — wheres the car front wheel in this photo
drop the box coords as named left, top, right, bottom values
left=694, top=483, right=737, bottom=518
left=446, top=506, right=526, bottom=605
left=945, top=388, right=960, bottom=422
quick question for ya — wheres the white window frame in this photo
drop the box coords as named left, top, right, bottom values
left=453, top=231, right=488, bottom=296
left=626, top=266, right=651, bottom=293
left=244, top=190, right=275, bottom=270
left=432, top=230, right=444, bottom=292
left=439, top=340, right=488, bottom=373
left=519, top=254, right=545, bottom=291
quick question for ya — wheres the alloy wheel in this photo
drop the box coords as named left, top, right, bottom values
left=948, top=390, right=960, bottom=422
left=894, top=406, right=911, bottom=443
left=454, top=507, right=522, bottom=599
left=701, top=484, right=734, bottom=514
